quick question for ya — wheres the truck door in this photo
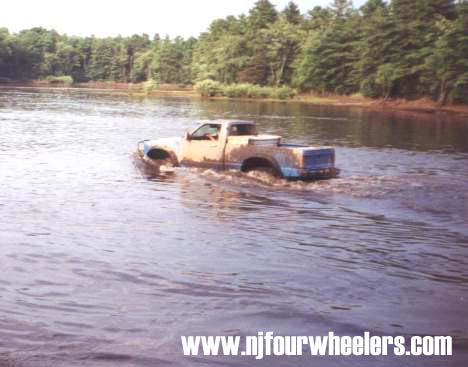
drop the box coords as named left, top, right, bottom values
left=180, top=123, right=225, bottom=168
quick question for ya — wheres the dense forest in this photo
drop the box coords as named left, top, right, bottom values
left=0, top=0, right=467, bottom=103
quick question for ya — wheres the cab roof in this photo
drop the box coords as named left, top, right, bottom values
left=198, top=120, right=255, bottom=127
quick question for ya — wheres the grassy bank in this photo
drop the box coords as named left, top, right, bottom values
left=2, top=80, right=467, bottom=116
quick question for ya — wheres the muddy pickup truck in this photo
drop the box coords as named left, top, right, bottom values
left=138, top=120, right=339, bottom=180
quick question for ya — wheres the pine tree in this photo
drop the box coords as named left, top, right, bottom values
left=360, top=0, right=386, bottom=17
left=424, top=1, right=468, bottom=104
left=358, top=0, right=403, bottom=97
left=295, top=17, right=360, bottom=94
left=0, top=28, right=13, bottom=77
left=248, top=0, right=278, bottom=29
left=305, top=6, right=334, bottom=31
left=389, top=0, right=458, bottom=97
left=282, top=1, right=302, bottom=24
left=330, top=0, right=354, bottom=19
left=241, top=0, right=280, bottom=84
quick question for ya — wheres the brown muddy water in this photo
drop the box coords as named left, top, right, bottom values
left=0, top=87, right=467, bottom=367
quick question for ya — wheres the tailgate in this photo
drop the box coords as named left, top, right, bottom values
left=302, top=148, right=335, bottom=170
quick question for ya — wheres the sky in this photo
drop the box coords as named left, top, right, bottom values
left=0, top=0, right=366, bottom=39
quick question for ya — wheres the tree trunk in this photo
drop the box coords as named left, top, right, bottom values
left=269, top=63, right=277, bottom=86
left=277, top=55, right=287, bottom=87
left=437, top=79, right=448, bottom=106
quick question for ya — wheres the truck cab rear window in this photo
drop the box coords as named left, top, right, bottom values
left=230, top=124, right=256, bottom=136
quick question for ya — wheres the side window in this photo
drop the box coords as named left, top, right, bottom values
left=191, top=124, right=221, bottom=140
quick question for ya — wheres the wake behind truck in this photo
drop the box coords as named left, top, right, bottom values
left=138, top=120, right=339, bottom=180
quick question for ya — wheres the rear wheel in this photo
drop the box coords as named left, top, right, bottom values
left=244, top=165, right=281, bottom=179
left=242, top=157, right=282, bottom=179
left=248, top=166, right=278, bottom=176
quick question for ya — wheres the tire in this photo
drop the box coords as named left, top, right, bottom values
left=245, top=165, right=280, bottom=178
left=142, top=155, right=174, bottom=170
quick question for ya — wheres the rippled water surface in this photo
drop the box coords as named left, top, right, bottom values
left=1, top=87, right=467, bottom=367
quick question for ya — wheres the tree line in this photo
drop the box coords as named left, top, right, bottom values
left=0, top=0, right=466, bottom=103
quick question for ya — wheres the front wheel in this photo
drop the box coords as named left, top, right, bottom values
left=150, top=157, right=176, bottom=171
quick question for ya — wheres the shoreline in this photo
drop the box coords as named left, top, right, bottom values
left=1, top=80, right=467, bottom=116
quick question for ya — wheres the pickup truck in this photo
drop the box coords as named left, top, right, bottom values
left=138, top=120, right=339, bottom=180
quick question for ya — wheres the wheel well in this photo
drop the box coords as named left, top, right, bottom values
left=241, top=157, right=280, bottom=175
left=147, top=148, right=171, bottom=161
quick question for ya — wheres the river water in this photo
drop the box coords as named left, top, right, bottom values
left=0, top=87, right=467, bottom=367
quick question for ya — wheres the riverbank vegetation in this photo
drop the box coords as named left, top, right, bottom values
left=195, top=80, right=297, bottom=99
left=0, top=0, right=467, bottom=105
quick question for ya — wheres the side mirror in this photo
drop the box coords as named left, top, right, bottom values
left=184, top=131, right=191, bottom=141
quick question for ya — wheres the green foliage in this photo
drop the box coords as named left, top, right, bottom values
left=142, top=79, right=160, bottom=93
left=248, top=0, right=278, bottom=29
left=151, top=36, right=195, bottom=85
left=422, top=2, right=468, bottom=103
left=245, top=84, right=274, bottom=98
left=263, top=18, right=305, bottom=86
left=375, top=64, right=403, bottom=98
left=195, top=79, right=223, bottom=96
left=282, top=2, right=303, bottom=24
left=0, top=28, right=13, bottom=77
left=192, top=16, right=250, bottom=84
left=45, top=75, right=73, bottom=85
left=194, top=80, right=296, bottom=99
left=330, top=0, right=354, bottom=19
left=357, top=1, right=399, bottom=97
left=295, top=17, right=361, bottom=95
left=306, top=6, right=334, bottom=31
left=0, top=0, right=466, bottom=104
left=273, top=85, right=297, bottom=99
left=223, top=83, right=250, bottom=97
left=0, top=29, right=193, bottom=85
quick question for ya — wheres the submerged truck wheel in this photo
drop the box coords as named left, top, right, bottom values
left=139, top=146, right=177, bottom=172
left=241, top=157, right=282, bottom=178
left=146, top=148, right=173, bottom=163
